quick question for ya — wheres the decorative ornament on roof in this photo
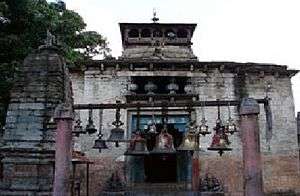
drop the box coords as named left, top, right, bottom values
left=45, top=30, right=56, bottom=47
left=38, top=29, right=58, bottom=50
left=152, top=8, right=159, bottom=23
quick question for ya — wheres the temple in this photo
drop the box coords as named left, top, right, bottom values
left=0, top=17, right=300, bottom=196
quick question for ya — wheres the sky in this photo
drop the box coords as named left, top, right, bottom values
left=57, top=0, right=300, bottom=113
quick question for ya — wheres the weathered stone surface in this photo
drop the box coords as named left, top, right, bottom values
left=0, top=47, right=72, bottom=195
left=70, top=65, right=300, bottom=195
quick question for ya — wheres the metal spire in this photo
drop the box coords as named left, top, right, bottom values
left=152, top=8, right=159, bottom=23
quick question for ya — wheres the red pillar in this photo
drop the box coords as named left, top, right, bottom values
left=240, top=98, right=264, bottom=196
left=53, top=104, right=74, bottom=196
left=192, top=152, right=200, bottom=191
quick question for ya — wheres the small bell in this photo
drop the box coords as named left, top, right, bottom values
left=147, top=115, right=157, bottom=134
left=93, top=134, right=108, bottom=153
left=86, top=109, right=97, bottom=134
left=73, top=119, right=86, bottom=137
left=147, top=107, right=157, bottom=134
left=199, top=99, right=210, bottom=136
left=225, top=118, right=237, bottom=134
left=151, top=125, right=176, bottom=154
left=148, top=123, right=157, bottom=134
left=199, top=118, right=210, bottom=136
left=225, top=103, right=237, bottom=134
left=125, top=132, right=149, bottom=156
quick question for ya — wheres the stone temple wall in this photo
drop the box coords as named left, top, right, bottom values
left=0, top=47, right=73, bottom=195
left=70, top=66, right=300, bottom=195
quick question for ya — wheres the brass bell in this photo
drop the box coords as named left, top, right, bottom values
left=147, top=109, right=157, bottom=134
left=225, top=118, right=237, bottom=135
left=225, top=103, right=237, bottom=134
left=124, top=132, right=149, bottom=156
left=151, top=125, right=176, bottom=154
left=207, top=120, right=232, bottom=156
left=177, top=131, right=200, bottom=151
left=107, top=127, right=125, bottom=147
left=86, top=109, right=97, bottom=134
left=93, top=134, right=108, bottom=152
left=199, top=118, right=211, bottom=136
left=107, top=102, right=126, bottom=147
left=73, top=119, right=86, bottom=137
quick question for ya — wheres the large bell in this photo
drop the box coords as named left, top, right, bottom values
left=151, top=125, right=176, bottom=154
left=177, top=131, right=200, bottom=151
left=93, top=134, right=108, bottom=153
left=107, top=127, right=125, bottom=147
left=107, top=102, right=126, bottom=147
left=125, top=132, right=149, bottom=156
left=207, top=121, right=232, bottom=156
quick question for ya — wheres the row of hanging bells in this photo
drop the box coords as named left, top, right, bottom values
left=74, top=100, right=237, bottom=156
left=73, top=101, right=126, bottom=152
left=125, top=105, right=176, bottom=156
left=125, top=102, right=237, bottom=156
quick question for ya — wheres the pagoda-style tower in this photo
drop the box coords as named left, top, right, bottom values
left=119, top=22, right=197, bottom=60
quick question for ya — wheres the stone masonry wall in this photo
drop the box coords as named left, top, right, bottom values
left=0, top=47, right=70, bottom=195
left=70, top=66, right=300, bottom=195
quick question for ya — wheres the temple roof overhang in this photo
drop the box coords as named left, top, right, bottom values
left=72, top=59, right=299, bottom=77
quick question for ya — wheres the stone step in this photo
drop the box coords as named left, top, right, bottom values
left=100, top=191, right=224, bottom=196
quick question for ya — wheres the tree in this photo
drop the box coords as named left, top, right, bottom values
left=0, top=0, right=110, bottom=125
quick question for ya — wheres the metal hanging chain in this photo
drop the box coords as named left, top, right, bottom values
left=227, top=102, right=232, bottom=120
left=161, top=103, right=168, bottom=126
left=112, top=101, right=124, bottom=128
left=88, top=109, right=93, bottom=123
left=216, top=99, right=221, bottom=123
left=136, top=104, right=141, bottom=132
left=201, top=97, right=206, bottom=122
left=151, top=101, right=157, bottom=125
left=187, top=104, right=193, bottom=123
left=98, top=109, right=103, bottom=137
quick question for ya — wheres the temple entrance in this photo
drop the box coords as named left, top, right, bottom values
left=145, top=154, right=177, bottom=183
left=129, top=114, right=191, bottom=184
left=144, top=124, right=180, bottom=183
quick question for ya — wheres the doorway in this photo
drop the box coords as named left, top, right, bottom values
left=129, top=114, right=190, bottom=183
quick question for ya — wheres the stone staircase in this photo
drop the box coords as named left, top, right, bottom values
left=124, top=183, right=224, bottom=196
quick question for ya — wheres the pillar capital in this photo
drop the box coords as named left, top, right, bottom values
left=239, top=98, right=260, bottom=115
left=54, top=103, right=74, bottom=120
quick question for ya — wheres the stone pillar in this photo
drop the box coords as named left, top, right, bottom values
left=239, top=98, right=263, bottom=196
left=297, top=112, right=300, bottom=167
left=53, top=103, right=74, bottom=196
left=192, top=152, right=200, bottom=191
left=0, top=46, right=71, bottom=195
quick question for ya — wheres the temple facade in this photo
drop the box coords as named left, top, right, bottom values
left=70, top=21, right=300, bottom=195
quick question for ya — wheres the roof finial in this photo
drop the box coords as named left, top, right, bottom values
left=152, top=8, right=159, bottom=23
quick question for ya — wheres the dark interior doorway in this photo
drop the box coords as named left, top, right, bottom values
left=145, top=154, right=177, bottom=183
left=144, top=124, right=183, bottom=183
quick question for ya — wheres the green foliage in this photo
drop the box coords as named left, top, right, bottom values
left=0, top=0, right=110, bottom=124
